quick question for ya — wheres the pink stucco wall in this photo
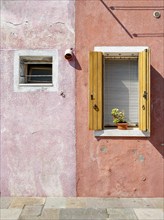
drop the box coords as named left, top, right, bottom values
left=75, top=0, right=164, bottom=197
left=1, top=0, right=76, bottom=196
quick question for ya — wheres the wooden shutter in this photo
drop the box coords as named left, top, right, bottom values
left=139, top=49, right=150, bottom=132
left=89, top=52, right=103, bottom=130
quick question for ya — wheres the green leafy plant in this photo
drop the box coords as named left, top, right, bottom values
left=111, top=108, right=127, bottom=124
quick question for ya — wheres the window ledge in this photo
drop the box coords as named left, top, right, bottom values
left=94, top=128, right=150, bottom=137
left=19, top=83, right=53, bottom=87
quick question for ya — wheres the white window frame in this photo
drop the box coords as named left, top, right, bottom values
left=94, top=46, right=150, bottom=137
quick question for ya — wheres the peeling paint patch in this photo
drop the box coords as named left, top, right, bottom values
left=6, top=21, right=24, bottom=26
left=138, top=155, right=145, bottom=162
left=100, top=146, right=108, bottom=153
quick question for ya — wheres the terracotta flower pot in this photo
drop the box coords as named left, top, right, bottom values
left=117, top=123, right=128, bottom=130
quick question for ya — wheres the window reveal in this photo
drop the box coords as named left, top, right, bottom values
left=27, top=64, right=52, bottom=83
left=104, top=58, right=139, bottom=127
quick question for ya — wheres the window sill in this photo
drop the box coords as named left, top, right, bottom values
left=94, top=128, right=150, bottom=137
left=16, top=83, right=57, bottom=92
left=19, top=83, right=53, bottom=87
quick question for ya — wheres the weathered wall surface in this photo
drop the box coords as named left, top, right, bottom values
left=1, top=0, right=76, bottom=196
left=76, top=0, right=164, bottom=197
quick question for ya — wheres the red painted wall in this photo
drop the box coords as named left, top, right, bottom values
left=75, top=0, right=164, bottom=197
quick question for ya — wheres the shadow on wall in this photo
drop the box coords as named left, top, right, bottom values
left=100, top=0, right=133, bottom=38
left=68, top=54, right=82, bottom=70
left=149, top=65, right=164, bottom=157
left=133, top=33, right=164, bottom=37
left=109, top=6, right=164, bottom=10
left=96, top=66, right=164, bottom=158
left=100, top=0, right=164, bottom=39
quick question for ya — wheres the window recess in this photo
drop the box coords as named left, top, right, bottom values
left=89, top=49, right=150, bottom=134
left=19, top=56, right=53, bottom=85
left=104, top=56, right=139, bottom=128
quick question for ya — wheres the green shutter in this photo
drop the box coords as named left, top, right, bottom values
left=139, top=49, right=150, bottom=132
left=89, top=52, right=103, bottom=130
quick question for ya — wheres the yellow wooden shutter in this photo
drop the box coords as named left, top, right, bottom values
left=139, top=49, right=150, bottom=132
left=89, top=51, right=103, bottom=130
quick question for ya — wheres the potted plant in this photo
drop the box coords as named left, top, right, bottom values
left=111, top=108, right=128, bottom=130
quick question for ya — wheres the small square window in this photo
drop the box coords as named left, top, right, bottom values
left=19, top=56, right=52, bottom=85
left=14, top=50, right=58, bottom=92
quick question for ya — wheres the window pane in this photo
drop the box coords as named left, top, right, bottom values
left=104, top=59, right=138, bottom=126
left=27, top=64, right=52, bottom=83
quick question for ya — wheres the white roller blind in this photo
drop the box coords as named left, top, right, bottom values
left=104, top=59, right=139, bottom=126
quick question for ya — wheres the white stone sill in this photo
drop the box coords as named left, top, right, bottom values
left=94, top=128, right=150, bottom=137
left=19, top=83, right=53, bottom=87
